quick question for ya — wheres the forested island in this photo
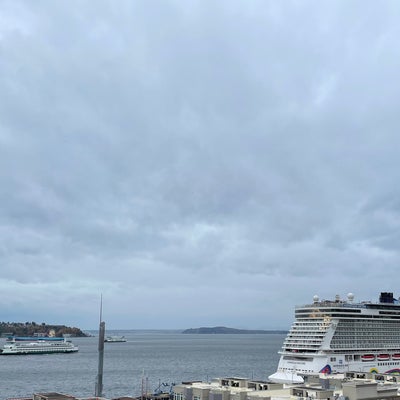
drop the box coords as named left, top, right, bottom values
left=0, top=321, right=89, bottom=337
left=182, top=326, right=287, bottom=334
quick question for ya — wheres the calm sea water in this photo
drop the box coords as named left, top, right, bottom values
left=0, top=331, right=284, bottom=400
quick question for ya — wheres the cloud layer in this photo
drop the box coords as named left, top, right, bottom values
left=1, top=1, right=400, bottom=328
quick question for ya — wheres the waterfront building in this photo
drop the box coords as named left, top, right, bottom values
left=172, top=373, right=400, bottom=400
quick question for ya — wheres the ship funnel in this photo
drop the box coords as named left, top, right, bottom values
left=380, top=292, right=394, bottom=303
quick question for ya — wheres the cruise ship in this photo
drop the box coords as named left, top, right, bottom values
left=0, top=338, right=79, bottom=355
left=269, top=292, right=400, bottom=383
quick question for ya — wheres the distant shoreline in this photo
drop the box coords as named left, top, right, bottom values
left=0, top=322, right=89, bottom=338
left=182, top=326, right=287, bottom=334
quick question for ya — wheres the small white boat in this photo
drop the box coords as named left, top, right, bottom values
left=104, top=336, right=127, bottom=343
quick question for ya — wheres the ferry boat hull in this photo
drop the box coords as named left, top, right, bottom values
left=0, top=339, right=79, bottom=355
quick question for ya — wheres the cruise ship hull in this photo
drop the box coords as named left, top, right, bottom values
left=270, top=353, right=400, bottom=383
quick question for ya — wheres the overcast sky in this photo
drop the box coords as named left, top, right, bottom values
left=1, top=1, right=400, bottom=330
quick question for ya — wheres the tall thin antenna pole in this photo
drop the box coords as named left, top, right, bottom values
left=95, top=294, right=105, bottom=398
left=99, top=294, right=103, bottom=324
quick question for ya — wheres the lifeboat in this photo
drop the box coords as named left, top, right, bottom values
left=392, top=354, right=400, bottom=360
left=377, top=354, right=390, bottom=361
left=361, top=354, right=375, bottom=361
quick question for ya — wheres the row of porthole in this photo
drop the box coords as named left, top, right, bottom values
left=378, top=362, right=399, bottom=366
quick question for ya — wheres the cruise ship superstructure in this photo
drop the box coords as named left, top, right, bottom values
left=269, top=292, right=400, bottom=383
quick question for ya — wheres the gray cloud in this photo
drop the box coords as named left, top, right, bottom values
left=0, top=0, right=400, bottom=329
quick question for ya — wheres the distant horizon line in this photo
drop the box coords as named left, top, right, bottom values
left=82, top=327, right=289, bottom=332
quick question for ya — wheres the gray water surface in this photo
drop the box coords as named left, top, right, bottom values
left=0, top=331, right=284, bottom=400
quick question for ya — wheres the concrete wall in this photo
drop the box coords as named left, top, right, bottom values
left=291, top=387, right=334, bottom=400
left=342, top=381, right=378, bottom=400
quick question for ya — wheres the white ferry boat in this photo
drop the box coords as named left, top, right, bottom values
left=104, top=335, right=127, bottom=342
left=269, top=292, right=400, bottom=383
left=0, top=338, right=79, bottom=355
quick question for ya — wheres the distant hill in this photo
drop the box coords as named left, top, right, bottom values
left=0, top=321, right=89, bottom=337
left=182, top=326, right=287, bottom=334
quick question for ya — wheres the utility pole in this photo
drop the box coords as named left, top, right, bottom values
left=95, top=295, right=105, bottom=398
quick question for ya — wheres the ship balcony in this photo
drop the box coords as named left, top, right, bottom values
left=289, top=327, right=329, bottom=332
left=282, top=345, right=322, bottom=351
left=285, top=337, right=324, bottom=341
left=287, top=330, right=326, bottom=334
left=280, top=348, right=319, bottom=354
left=288, top=331, right=327, bottom=335
left=284, top=338, right=324, bottom=344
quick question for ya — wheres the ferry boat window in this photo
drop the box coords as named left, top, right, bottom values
left=330, top=357, right=336, bottom=362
